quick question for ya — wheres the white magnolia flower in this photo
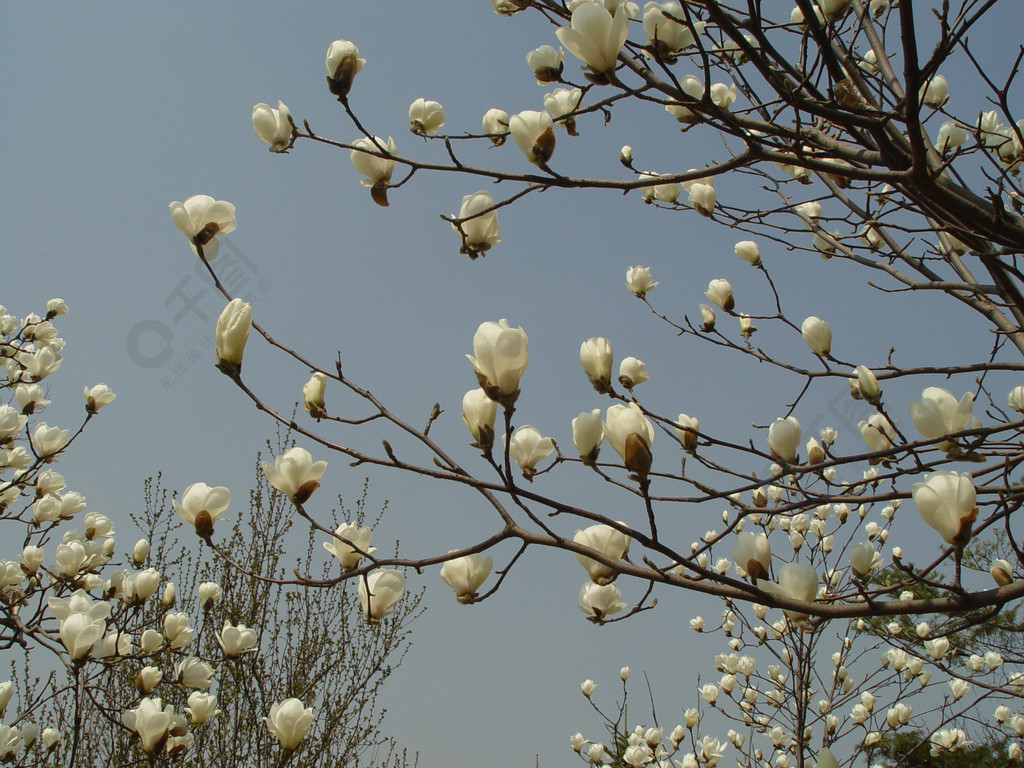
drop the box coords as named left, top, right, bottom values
left=261, top=447, right=328, bottom=505
left=440, top=553, right=493, bottom=603
left=504, top=425, right=555, bottom=476
left=768, top=417, right=801, bottom=463
left=325, top=39, right=364, bottom=99
left=909, top=386, right=973, bottom=448
left=173, top=482, right=230, bottom=538
left=408, top=98, right=446, bottom=135
left=912, top=471, right=977, bottom=547
left=252, top=101, right=292, bottom=151
left=509, top=110, right=556, bottom=166
left=265, top=698, right=314, bottom=750
left=350, top=136, right=397, bottom=206
left=466, top=319, right=529, bottom=405
left=214, top=298, right=251, bottom=375
left=800, top=316, right=831, bottom=356
left=452, top=191, right=501, bottom=258
left=757, top=562, right=818, bottom=623
left=604, top=403, right=655, bottom=475
left=526, top=45, right=564, bottom=83
left=169, top=195, right=236, bottom=260
left=626, top=266, right=658, bottom=297
left=324, top=522, right=376, bottom=570
left=358, top=569, right=406, bottom=623
left=556, top=2, right=629, bottom=78
left=574, top=523, right=631, bottom=583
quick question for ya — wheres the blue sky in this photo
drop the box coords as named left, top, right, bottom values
left=4, top=2, right=1019, bottom=765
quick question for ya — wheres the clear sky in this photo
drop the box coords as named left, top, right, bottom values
left=3, top=2, right=1018, bottom=766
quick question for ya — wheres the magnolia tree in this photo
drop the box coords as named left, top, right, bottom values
left=168, top=0, right=1024, bottom=766
left=0, top=302, right=418, bottom=767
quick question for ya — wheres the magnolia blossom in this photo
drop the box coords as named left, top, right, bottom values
left=576, top=580, right=627, bottom=622
left=768, top=416, right=801, bottom=462
left=556, top=2, right=629, bottom=78
left=688, top=181, right=716, bottom=216
left=358, top=569, right=406, bottom=623
left=440, top=553, right=493, bottom=603
left=466, top=319, right=529, bottom=405
left=461, top=388, right=497, bottom=451
left=544, top=88, right=583, bottom=134
left=509, top=110, right=556, bottom=166
left=452, top=191, right=501, bottom=258
left=730, top=531, right=771, bottom=582
left=800, top=316, right=831, bottom=356
left=505, top=425, right=555, bottom=476
left=169, top=195, right=236, bottom=260
left=604, top=403, right=655, bottom=475
left=642, top=1, right=705, bottom=59
left=173, top=482, right=230, bottom=538
left=408, top=98, right=445, bottom=135
left=302, top=372, right=327, bottom=418
left=913, top=470, right=977, bottom=547
left=198, top=582, right=221, bottom=611
left=261, top=447, right=328, bottom=505
left=625, top=266, right=658, bottom=297
left=935, top=120, right=968, bottom=153
left=186, top=692, right=220, bottom=725
left=921, top=74, right=949, bottom=108
left=32, top=422, right=69, bottom=459
left=617, top=356, right=648, bottom=388
left=214, top=298, right=251, bottom=375
left=580, top=337, right=613, bottom=393
left=574, top=523, right=631, bottom=583
left=266, top=698, right=314, bottom=751
left=675, top=413, right=699, bottom=452
left=909, top=386, right=973, bottom=447
left=1008, top=385, right=1024, bottom=414
left=526, top=45, right=564, bottom=84
left=572, top=409, right=604, bottom=464
left=78, top=384, right=115, bottom=417
left=849, top=542, right=880, bottom=577
left=324, top=522, right=376, bottom=570
left=47, top=589, right=111, bottom=660
left=481, top=108, right=510, bottom=145
left=991, top=558, right=1014, bottom=586
left=175, top=656, right=213, bottom=689
left=251, top=101, right=292, bottom=151
left=216, top=621, right=258, bottom=656
left=858, top=413, right=896, bottom=454
left=638, top=172, right=681, bottom=204
left=757, top=562, right=819, bottom=623
left=854, top=365, right=881, bottom=403
left=734, top=240, right=760, bottom=265
left=349, top=136, right=397, bottom=207
left=705, top=279, right=733, bottom=311
left=325, top=39, right=364, bottom=99
left=122, top=697, right=187, bottom=753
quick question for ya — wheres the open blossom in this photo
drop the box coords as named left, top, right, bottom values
left=122, top=697, right=187, bottom=753
left=913, top=470, right=977, bottom=547
left=265, top=698, right=314, bottom=751
left=83, top=383, right=115, bottom=414
left=643, top=1, right=705, bottom=59
left=186, top=692, right=220, bottom=725
left=350, top=136, right=397, bottom=206
left=556, top=2, right=629, bottom=78
left=216, top=621, right=258, bottom=656
left=261, top=447, right=328, bottom=505
left=849, top=542, right=880, bottom=577
left=169, top=195, right=236, bottom=260
left=408, top=98, right=445, bottom=135
left=452, top=191, right=501, bottom=259
left=324, top=522, right=376, bottom=570
left=505, top=425, right=555, bottom=477
left=921, top=74, right=949, bottom=108
left=626, top=266, right=658, bottom=297
left=440, top=553, right=493, bottom=603
left=325, top=39, right=364, bottom=99
left=173, top=482, right=230, bottom=539
left=859, top=413, right=896, bottom=454
left=509, top=110, right=555, bottom=166
left=47, top=589, right=111, bottom=660
left=214, top=298, right=251, bottom=376
left=638, top=172, right=681, bottom=204
left=544, top=88, right=583, bottom=134
left=578, top=581, right=626, bottom=621
left=574, top=523, right=630, bottom=583
left=909, top=386, right=973, bottom=447
left=31, top=422, right=69, bottom=458
left=604, top=403, right=655, bottom=475
left=358, top=569, right=405, bottom=623
left=466, top=319, right=529, bottom=405
left=252, top=101, right=292, bottom=151
left=175, top=656, right=213, bottom=689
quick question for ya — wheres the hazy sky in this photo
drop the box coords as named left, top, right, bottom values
left=3, top=2, right=1018, bottom=765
